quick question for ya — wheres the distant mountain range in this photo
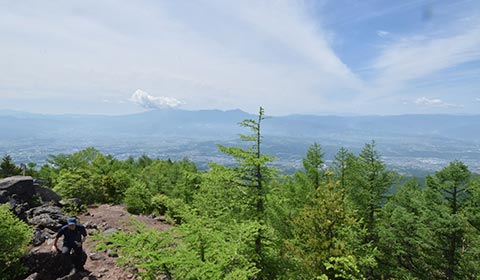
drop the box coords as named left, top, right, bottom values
left=1, top=108, right=479, bottom=140
left=1, top=109, right=479, bottom=175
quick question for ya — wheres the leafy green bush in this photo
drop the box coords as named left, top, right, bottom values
left=124, top=181, right=152, bottom=214
left=53, top=169, right=99, bottom=204
left=0, top=205, right=32, bottom=278
left=151, top=194, right=186, bottom=224
left=62, top=200, right=88, bottom=216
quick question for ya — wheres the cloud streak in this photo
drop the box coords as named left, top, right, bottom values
left=372, top=25, right=480, bottom=88
left=376, top=30, right=390, bottom=38
left=130, top=89, right=183, bottom=109
left=414, top=97, right=462, bottom=108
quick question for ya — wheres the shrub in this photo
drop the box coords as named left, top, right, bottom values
left=53, top=169, right=98, bottom=204
left=124, top=181, right=152, bottom=214
left=0, top=204, right=32, bottom=278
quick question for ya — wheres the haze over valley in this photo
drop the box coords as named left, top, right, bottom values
left=2, top=108, right=479, bottom=176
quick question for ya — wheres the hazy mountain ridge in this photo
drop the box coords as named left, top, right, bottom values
left=1, top=109, right=479, bottom=174
left=2, top=109, right=479, bottom=139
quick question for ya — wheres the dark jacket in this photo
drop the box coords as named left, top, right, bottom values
left=56, top=224, right=87, bottom=248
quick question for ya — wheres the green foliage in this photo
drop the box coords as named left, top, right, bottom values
left=423, top=161, right=480, bottom=279
left=332, top=147, right=355, bottom=190
left=322, top=255, right=364, bottom=280
left=140, top=158, right=200, bottom=205
left=23, top=162, right=40, bottom=177
left=215, top=107, right=278, bottom=279
left=151, top=194, right=186, bottom=224
left=95, top=218, right=260, bottom=280
left=124, top=181, right=152, bottom=215
left=62, top=200, right=88, bottom=216
left=14, top=117, right=480, bottom=279
left=0, top=155, right=21, bottom=178
left=301, top=142, right=325, bottom=190
left=377, top=179, right=436, bottom=279
left=39, top=147, right=200, bottom=210
left=53, top=169, right=98, bottom=204
left=0, top=205, right=32, bottom=278
left=285, top=176, right=372, bottom=279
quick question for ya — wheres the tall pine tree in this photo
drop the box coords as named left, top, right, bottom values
left=425, top=161, right=480, bottom=279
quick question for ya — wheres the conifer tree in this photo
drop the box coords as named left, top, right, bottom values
left=343, top=141, right=398, bottom=278
left=425, top=161, right=480, bottom=279
left=377, top=179, right=436, bottom=279
left=216, top=107, right=275, bottom=279
left=348, top=142, right=398, bottom=240
left=301, top=142, right=325, bottom=191
left=332, top=147, right=359, bottom=208
left=0, top=155, right=21, bottom=178
left=287, top=172, right=369, bottom=279
left=333, top=147, right=353, bottom=189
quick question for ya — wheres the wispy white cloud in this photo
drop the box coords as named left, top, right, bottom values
left=0, top=0, right=361, bottom=115
left=376, top=30, right=390, bottom=38
left=414, top=97, right=463, bottom=108
left=372, top=25, right=480, bottom=89
left=130, top=89, right=183, bottom=109
left=0, top=1, right=479, bottom=115
left=476, top=97, right=480, bottom=102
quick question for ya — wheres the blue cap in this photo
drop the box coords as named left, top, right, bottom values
left=67, top=217, right=76, bottom=225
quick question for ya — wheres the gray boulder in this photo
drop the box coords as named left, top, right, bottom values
left=9, top=194, right=30, bottom=220
left=21, top=250, right=87, bottom=280
left=32, top=228, right=56, bottom=246
left=27, top=205, right=68, bottom=231
left=0, top=176, right=63, bottom=223
left=0, top=176, right=35, bottom=203
left=0, top=190, right=8, bottom=204
left=33, top=184, right=61, bottom=204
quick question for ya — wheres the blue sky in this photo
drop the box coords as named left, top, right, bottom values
left=1, top=0, right=479, bottom=115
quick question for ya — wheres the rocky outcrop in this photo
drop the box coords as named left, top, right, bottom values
left=22, top=251, right=71, bottom=280
left=1, top=176, right=67, bottom=234
left=26, top=205, right=68, bottom=231
left=0, top=176, right=61, bottom=211
left=0, top=176, right=36, bottom=203
left=33, top=184, right=61, bottom=204
left=0, top=176, right=90, bottom=280
left=21, top=250, right=87, bottom=280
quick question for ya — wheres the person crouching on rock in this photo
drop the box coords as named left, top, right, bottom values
left=51, top=216, right=87, bottom=274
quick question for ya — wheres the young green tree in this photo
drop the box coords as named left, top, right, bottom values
left=348, top=142, right=398, bottom=238
left=268, top=143, right=326, bottom=246
left=425, top=161, right=480, bottom=279
left=0, top=155, right=21, bottom=178
left=124, top=180, right=153, bottom=215
left=46, top=147, right=101, bottom=172
left=377, top=179, right=436, bottom=279
left=216, top=107, right=276, bottom=279
left=343, top=141, right=398, bottom=278
left=286, top=173, right=371, bottom=279
left=332, top=147, right=356, bottom=191
left=300, top=142, right=325, bottom=191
